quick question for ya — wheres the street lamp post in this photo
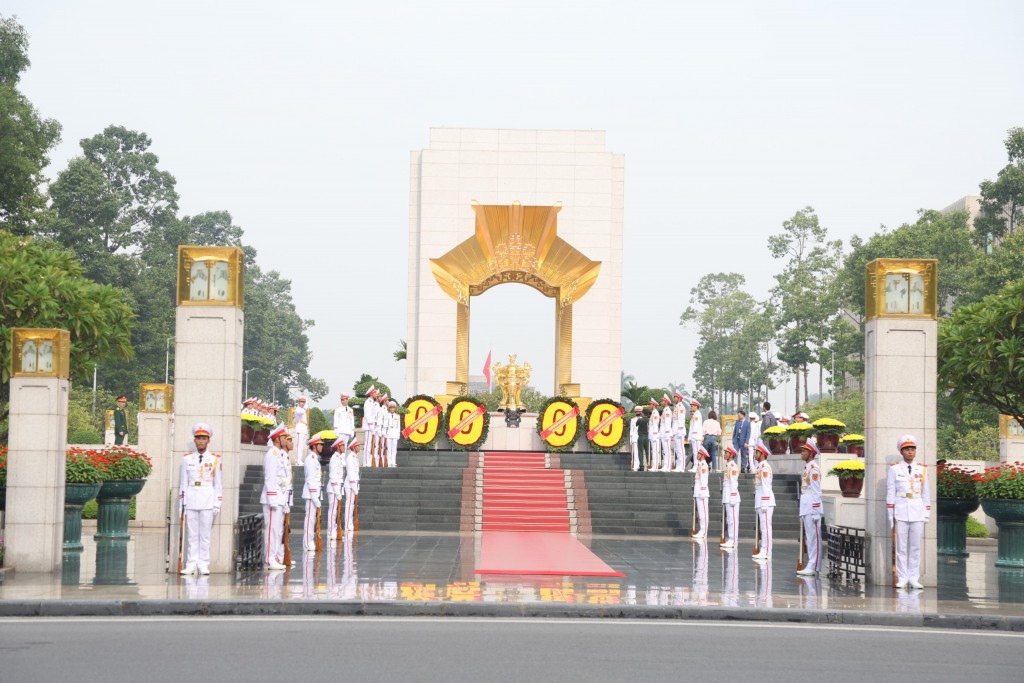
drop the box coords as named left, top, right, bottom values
left=244, top=368, right=253, bottom=399
left=165, top=336, right=174, bottom=384
left=830, top=348, right=836, bottom=400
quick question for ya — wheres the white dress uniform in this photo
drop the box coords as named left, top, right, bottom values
left=659, top=405, right=672, bottom=472
left=692, top=457, right=710, bottom=538
left=178, top=448, right=223, bottom=574
left=629, top=412, right=641, bottom=471
left=301, top=451, right=322, bottom=551
left=721, top=459, right=740, bottom=548
left=753, top=458, right=776, bottom=559
left=327, top=448, right=345, bottom=539
left=384, top=409, right=401, bottom=467
left=887, top=459, right=931, bottom=588
left=260, top=442, right=291, bottom=568
left=334, top=402, right=355, bottom=443
left=361, top=399, right=377, bottom=466
left=294, top=404, right=309, bottom=465
left=799, top=458, right=824, bottom=573
left=648, top=409, right=661, bottom=471
left=673, top=399, right=688, bottom=471
left=343, top=448, right=361, bottom=531
left=688, top=408, right=703, bottom=471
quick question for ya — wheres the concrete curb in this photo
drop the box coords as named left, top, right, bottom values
left=0, top=599, right=1022, bottom=630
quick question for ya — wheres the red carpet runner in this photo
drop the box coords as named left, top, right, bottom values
left=475, top=452, right=623, bottom=577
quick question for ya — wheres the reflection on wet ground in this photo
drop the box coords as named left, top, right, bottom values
left=1, top=530, right=1023, bottom=617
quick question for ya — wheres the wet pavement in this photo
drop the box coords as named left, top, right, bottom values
left=2, top=528, right=1023, bottom=622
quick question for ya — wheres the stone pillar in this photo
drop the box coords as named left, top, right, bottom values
left=136, top=384, right=173, bottom=527
left=863, top=259, right=938, bottom=587
left=6, top=328, right=72, bottom=573
left=170, top=246, right=245, bottom=573
left=999, top=415, right=1024, bottom=464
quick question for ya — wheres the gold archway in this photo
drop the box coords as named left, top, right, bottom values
left=430, top=202, right=601, bottom=405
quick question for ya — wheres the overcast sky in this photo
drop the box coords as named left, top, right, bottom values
left=9, top=1, right=1023, bottom=414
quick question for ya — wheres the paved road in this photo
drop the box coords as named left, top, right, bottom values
left=1, top=617, right=1021, bottom=681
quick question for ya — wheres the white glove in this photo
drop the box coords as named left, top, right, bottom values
left=213, top=506, right=221, bottom=517
left=888, top=514, right=894, bottom=529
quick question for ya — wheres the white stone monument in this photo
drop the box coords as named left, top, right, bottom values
left=864, top=259, right=938, bottom=586
left=169, top=246, right=245, bottom=573
left=406, top=128, right=623, bottom=405
left=5, top=328, right=71, bottom=572
left=135, top=383, right=173, bottom=527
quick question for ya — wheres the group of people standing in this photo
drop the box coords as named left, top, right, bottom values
left=348, top=387, right=402, bottom=468
left=627, top=392, right=713, bottom=472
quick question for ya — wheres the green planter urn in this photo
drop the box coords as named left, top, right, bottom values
left=937, top=497, right=980, bottom=557
left=0, top=486, right=6, bottom=511
left=980, top=499, right=1024, bottom=568
left=94, top=479, right=146, bottom=540
left=64, top=482, right=102, bottom=551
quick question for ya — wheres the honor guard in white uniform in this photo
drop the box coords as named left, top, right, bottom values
left=361, top=386, right=378, bottom=467
left=887, top=434, right=931, bottom=589
left=659, top=395, right=673, bottom=473
left=328, top=436, right=347, bottom=539
left=294, top=396, right=309, bottom=465
left=687, top=399, right=703, bottom=471
left=629, top=405, right=642, bottom=471
left=691, top=446, right=710, bottom=539
left=178, top=422, right=223, bottom=575
left=798, top=437, right=823, bottom=575
left=384, top=401, right=401, bottom=468
left=261, top=424, right=291, bottom=570
left=672, top=391, right=687, bottom=471
left=752, top=440, right=775, bottom=560
left=344, top=436, right=362, bottom=531
left=720, top=444, right=740, bottom=549
left=302, top=434, right=323, bottom=551
left=647, top=399, right=661, bottom=472
left=376, top=394, right=389, bottom=464
left=334, top=393, right=355, bottom=445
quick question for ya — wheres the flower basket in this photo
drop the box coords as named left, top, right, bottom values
left=786, top=422, right=813, bottom=453
left=241, top=425, right=254, bottom=444
left=976, top=464, right=1024, bottom=567
left=840, top=434, right=865, bottom=457
left=828, top=459, right=865, bottom=498
left=93, top=446, right=151, bottom=541
left=937, top=497, right=981, bottom=557
left=760, top=426, right=788, bottom=454
left=253, top=429, right=269, bottom=446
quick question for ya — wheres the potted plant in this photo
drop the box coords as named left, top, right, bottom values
left=240, top=413, right=262, bottom=444
left=840, top=434, right=865, bottom=457
left=64, top=448, right=108, bottom=550
left=936, top=463, right=980, bottom=557
left=827, top=459, right=865, bottom=498
left=977, top=464, right=1024, bottom=567
left=314, top=429, right=337, bottom=466
left=785, top=421, right=813, bottom=454
left=760, top=426, right=788, bottom=454
left=811, top=418, right=846, bottom=453
left=94, top=446, right=153, bottom=540
left=252, top=414, right=274, bottom=446
left=0, top=444, right=7, bottom=511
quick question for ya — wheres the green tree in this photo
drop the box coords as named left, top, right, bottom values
left=938, top=277, right=1024, bottom=431
left=0, top=233, right=134, bottom=438
left=621, top=381, right=649, bottom=410
left=768, top=207, right=843, bottom=407
left=308, top=407, right=330, bottom=435
left=0, top=15, right=62, bottom=235
left=976, top=127, right=1024, bottom=246
left=393, top=339, right=407, bottom=361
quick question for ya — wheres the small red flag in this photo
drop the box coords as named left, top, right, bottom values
left=483, top=350, right=492, bottom=392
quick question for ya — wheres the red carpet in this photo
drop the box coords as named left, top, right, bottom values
left=475, top=452, right=623, bottom=577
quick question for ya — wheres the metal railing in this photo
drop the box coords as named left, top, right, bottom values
left=826, top=524, right=865, bottom=582
left=234, top=513, right=264, bottom=571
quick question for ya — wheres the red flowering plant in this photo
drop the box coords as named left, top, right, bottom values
left=936, top=463, right=977, bottom=500
left=0, top=444, right=8, bottom=487
left=65, top=447, right=109, bottom=484
left=99, top=446, right=153, bottom=481
left=974, top=464, right=1024, bottom=500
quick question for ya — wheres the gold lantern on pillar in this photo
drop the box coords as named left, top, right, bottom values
left=139, top=383, right=173, bottom=413
left=11, top=328, right=71, bottom=379
left=865, top=259, right=938, bottom=321
left=176, top=246, right=245, bottom=308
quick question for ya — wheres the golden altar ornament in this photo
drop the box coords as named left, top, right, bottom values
left=493, top=354, right=532, bottom=411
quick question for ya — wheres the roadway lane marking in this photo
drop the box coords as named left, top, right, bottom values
left=1, top=616, right=1022, bottom=638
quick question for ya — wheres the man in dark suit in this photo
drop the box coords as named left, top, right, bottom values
left=637, top=409, right=651, bottom=471
left=113, top=395, right=128, bottom=445
left=761, top=402, right=778, bottom=435
left=732, top=410, right=751, bottom=472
